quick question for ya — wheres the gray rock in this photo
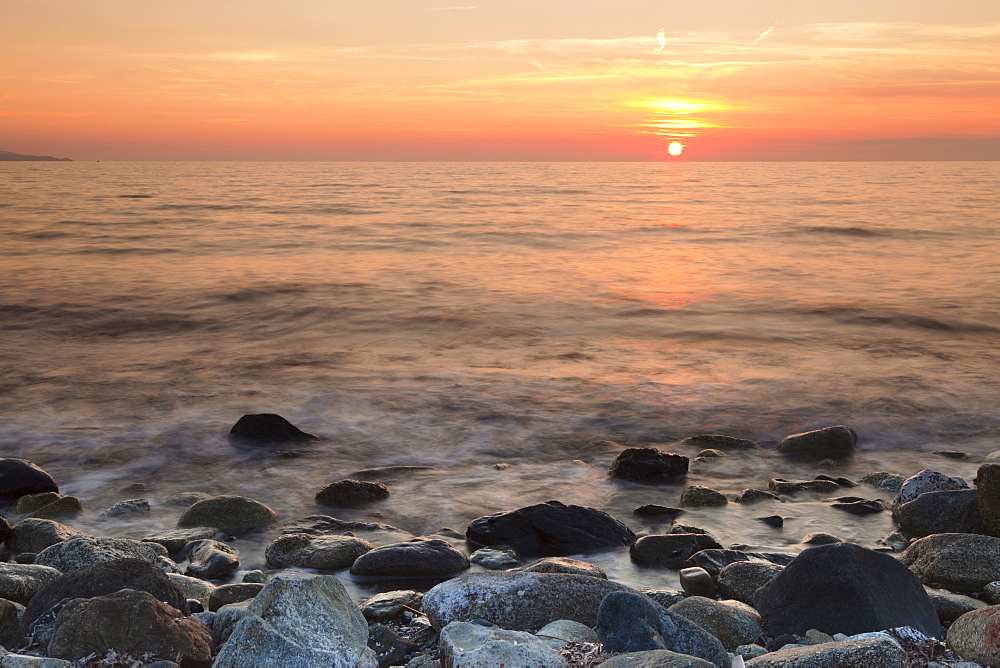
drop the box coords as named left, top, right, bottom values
left=315, top=479, right=390, bottom=507
left=143, top=527, right=219, bottom=554
left=678, top=567, right=715, bottom=598
left=517, top=557, right=607, bottom=578
left=901, top=533, right=1000, bottom=592
left=208, top=583, right=263, bottom=611
left=227, top=413, right=319, bottom=448
left=0, top=655, right=73, bottom=667
left=776, top=425, right=857, bottom=458
left=0, top=563, right=61, bottom=605
left=680, top=486, right=728, bottom=507
left=536, top=619, right=598, bottom=648
left=6, top=519, right=83, bottom=555
left=35, top=536, right=172, bottom=573
left=600, top=650, right=714, bottom=667
left=177, top=495, right=278, bottom=531
left=470, top=546, right=520, bottom=570
left=98, top=498, right=150, bottom=520
left=926, top=588, right=989, bottom=623
left=946, top=605, right=1000, bottom=666
left=265, top=532, right=373, bottom=570
left=214, top=572, right=376, bottom=667
left=630, top=534, right=720, bottom=569
left=439, top=621, right=565, bottom=667
left=596, top=592, right=729, bottom=668
left=350, top=539, right=469, bottom=577
left=977, top=463, right=1000, bottom=536
left=681, top=434, right=757, bottom=450
left=27, top=496, right=82, bottom=522
left=801, top=532, right=841, bottom=545
left=892, top=469, right=968, bottom=509
left=361, top=590, right=423, bottom=623
left=242, top=570, right=266, bottom=583
left=733, top=489, right=779, bottom=504
left=211, top=600, right=253, bottom=644
left=745, top=638, right=907, bottom=667
left=860, top=472, right=905, bottom=493
left=668, top=597, right=763, bottom=650
left=717, top=561, right=784, bottom=605
left=180, top=539, right=239, bottom=580
left=166, top=573, right=216, bottom=601
left=896, top=489, right=980, bottom=538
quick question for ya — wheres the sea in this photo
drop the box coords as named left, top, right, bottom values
left=1, top=160, right=998, bottom=593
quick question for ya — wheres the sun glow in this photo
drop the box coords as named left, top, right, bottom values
left=668, top=141, right=684, bottom=156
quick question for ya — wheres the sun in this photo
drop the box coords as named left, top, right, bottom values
left=668, top=141, right=684, bottom=156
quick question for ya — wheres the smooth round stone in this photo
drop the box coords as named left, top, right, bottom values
left=177, top=495, right=278, bottom=531
left=350, top=539, right=469, bottom=577
left=680, top=486, right=728, bottom=508
left=360, top=590, right=424, bottom=622
left=242, top=570, right=266, bottom=584
left=265, top=533, right=373, bottom=570
left=801, top=532, right=842, bottom=546
left=517, top=557, right=607, bottom=578
left=314, top=479, right=390, bottom=507
left=679, top=567, right=715, bottom=598
left=0, top=459, right=58, bottom=500
left=208, top=583, right=264, bottom=612
left=776, top=425, right=857, bottom=458
left=470, top=546, right=520, bottom=570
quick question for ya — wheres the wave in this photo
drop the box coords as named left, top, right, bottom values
left=798, top=225, right=890, bottom=237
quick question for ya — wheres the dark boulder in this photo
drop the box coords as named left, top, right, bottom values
left=776, top=425, right=857, bottom=458
left=0, top=459, right=58, bottom=500
left=682, top=550, right=794, bottom=577
left=752, top=542, right=942, bottom=638
left=227, top=413, right=318, bottom=447
left=466, top=500, right=636, bottom=556
left=177, top=495, right=277, bottom=531
left=608, top=448, right=688, bottom=482
left=630, top=534, right=721, bottom=569
left=632, top=505, right=684, bottom=518
left=315, top=479, right=390, bottom=507
left=350, top=539, right=469, bottom=577
left=896, top=489, right=981, bottom=538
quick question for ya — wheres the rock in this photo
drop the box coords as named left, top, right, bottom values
left=213, top=572, right=376, bottom=667
left=21, top=558, right=188, bottom=633
left=669, top=523, right=714, bottom=536
left=12, top=493, right=62, bottom=514
left=608, top=447, right=688, bottom=482
left=517, top=557, right=607, bottom=578
left=98, top=498, right=150, bottom=519
left=630, top=534, right=720, bottom=569
left=736, top=644, right=768, bottom=660
left=439, top=621, right=564, bottom=667
left=681, top=434, right=757, bottom=450
left=745, top=638, right=906, bottom=667
left=0, top=517, right=9, bottom=546
left=804, top=629, right=834, bottom=645
left=987, top=581, right=1000, bottom=604
left=692, top=449, right=726, bottom=465
left=896, top=489, right=980, bottom=538
left=679, top=567, right=715, bottom=597
left=776, top=425, right=857, bottom=458
left=682, top=549, right=795, bottom=577
left=0, top=598, right=20, bottom=649
left=0, top=459, right=58, bottom=500
left=801, top=532, right=841, bottom=545
left=211, top=600, right=253, bottom=644
left=860, top=472, right=905, bottom=493
left=638, top=589, right=687, bottom=609
left=227, top=413, right=319, bottom=447
left=167, top=573, right=216, bottom=601
left=0, top=563, right=61, bottom=605
left=265, top=532, right=373, bottom=570
left=633, top=505, right=685, bottom=518
left=6, top=519, right=84, bottom=554
left=177, top=495, right=278, bottom=530
left=769, top=479, right=841, bottom=495
left=0, top=654, right=73, bottom=666
left=466, top=500, right=636, bottom=557
left=668, top=596, right=764, bottom=650
left=596, top=592, right=729, bottom=668
left=143, top=527, right=220, bottom=553
left=946, top=605, right=1000, bottom=665
left=814, top=474, right=857, bottom=487
left=315, top=479, right=390, bottom=507
left=422, top=571, right=639, bottom=631
left=756, top=516, right=783, bottom=528
left=900, top=533, right=1000, bottom=592
left=47, top=589, right=212, bottom=666
left=351, top=539, right=470, bottom=577
left=893, top=469, right=969, bottom=510
left=536, top=619, right=598, bottom=648
left=828, top=497, right=885, bottom=516
left=470, top=545, right=520, bottom=570
left=717, top=561, right=784, bottom=605
left=280, top=515, right=413, bottom=546
left=208, top=583, right=264, bottom=612
left=680, top=486, right=728, bottom=507
left=242, top=570, right=266, bottom=583
left=35, top=536, right=171, bottom=572
left=164, top=491, right=212, bottom=508
left=753, top=543, right=942, bottom=638
left=349, top=465, right=436, bottom=481
left=180, top=540, right=239, bottom=580
left=977, top=463, right=1000, bottom=537
left=926, top=588, right=989, bottom=623
left=601, top=650, right=715, bottom=667
left=369, top=623, right=419, bottom=667
left=733, top=489, right=779, bottom=505
left=361, top=590, right=423, bottom=623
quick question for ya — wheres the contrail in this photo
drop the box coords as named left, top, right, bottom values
left=752, top=25, right=775, bottom=46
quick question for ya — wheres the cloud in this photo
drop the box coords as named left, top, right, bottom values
left=428, top=5, right=477, bottom=10
left=751, top=26, right=775, bottom=46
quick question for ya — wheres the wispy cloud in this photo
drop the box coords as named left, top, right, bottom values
left=428, top=5, right=477, bottom=10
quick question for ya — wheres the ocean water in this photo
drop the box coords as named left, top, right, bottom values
left=1, top=161, right=998, bottom=591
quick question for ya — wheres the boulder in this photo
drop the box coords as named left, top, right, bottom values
left=265, top=532, right=373, bottom=570
left=0, top=516, right=9, bottom=546
left=946, top=605, right=1000, bottom=665
left=0, top=598, right=20, bottom=650
left=6, top=519, right=83, bottom=554
left=776, top=425, right=857, bottom=457
left=926, top=588, right=989, bottom=623
left=177, top=495, right=277, bottom=530
left=717, top=561, right=784, bottom=605
left=596, top=592, right=729, bottom=668
left=753, top=543, right=942, bottom=638
left=280, top=514, right=413, bottom=547
left=315, top=479, right=390, bottom=507
left=47, top=589, right=212, bottom=666
left=438, top=621, right=565, bottom=667
left=668, top=597, right=763, bottom=650
left=350, top=538, right=469, bottom=577
left=637, top=589, right=687, bottom=609
left=601, top=650, right=715, bottom=667
left=682, top=550, right=794, bottom=577
left=608, top=448, right=688, bottom=482
left=213, top=572, right=376, bottom=667
left=892, top=469, right=968, bottom=510
left=360, top=590, right=423, bottom=623
left=517, top=557, right=607, bottom=578
left=680, top=434, right=757, bottom=450
left=630, top=534, right=720, bottom=569
left=733, top=489, right=779, bottom=504
left=227, top=413, right=318, bottom=447
left=22, top=559, right=187, bottom=633
left=0, top=459, right=58, bottom=500
left=143, top=527, right=219, bottom=554
left=977, top=463, right=1000, bottom=536
left=422, top=571, right=638, bottom=631
left=466, top=500, right=636, bottom=556
left=208, top=583, right=263, bottom=612
left=900, top=532, right=1000, bottom=592
left=179, top=540, right=239, bottom=580
left=0, top=563, right=61, bottom=605
left=745, top=638, right=906, bottom=667
left=99, top=498, right=150, bottom=519
left=896, top=489, right=980, bottom=538
left=35, top=536, right=170, bottom=572
left=680, top=486, right=728, bottom=507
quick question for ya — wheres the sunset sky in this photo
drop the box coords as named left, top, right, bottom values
left=3, top=0, right=999, bottom=160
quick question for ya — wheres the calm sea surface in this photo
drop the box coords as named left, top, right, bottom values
left=1, top=161, right=998, bottom=591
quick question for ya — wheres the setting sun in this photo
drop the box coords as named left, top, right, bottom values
left=668, top=141, right=685, bottom=156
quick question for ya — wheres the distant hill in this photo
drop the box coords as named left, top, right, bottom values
left=0, top=150, right=72, bottom=161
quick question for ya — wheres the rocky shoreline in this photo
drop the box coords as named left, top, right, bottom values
left=0, top=417, right=999, bottom=666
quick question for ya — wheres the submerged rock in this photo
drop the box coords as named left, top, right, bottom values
left=776, top=425, right=857, bottom=458
left=315, top=479, right=390, bottom=507
left=733, top=489, right=779, bottom=505
left=769, top=479, right=841, bottom=495
left=227, top=413, right=319, bottom=447
left=143, top=526, right=219, bottom=554
left=608, top=447, right=688, bottom=482
left=681, top=434, right=757, bottom=450
left=99, top=498, right=151, bottom=520
left=633, top=504, right=685, bottom=518
left=0, top=459, right=59, bottom=500
left=860, top=471, right=905, bottom=493
left=177, top=495, right=278, bottom=530
left=279, top=515, right=413, bottom=547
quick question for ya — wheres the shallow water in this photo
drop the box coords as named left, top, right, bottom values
left=1, top=161, right=998, bottom=595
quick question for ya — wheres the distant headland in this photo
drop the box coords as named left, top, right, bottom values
left=0, top=150, right=72, bottom=161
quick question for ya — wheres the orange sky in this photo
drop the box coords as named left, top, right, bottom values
left=2, top=1, right=999, bottom=160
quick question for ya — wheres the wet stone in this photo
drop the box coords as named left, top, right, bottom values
left=680, top=486, right=728, bottom=508
left=99, top=498, right=150, bottom=520
left=633, top=505, right=685, bottom=518
left=608, top=447, right=689, bottom=482
left=470, top=545, right=520, bottom=570
left=227, top=412, right=319, bottom=447
left=681, top=434, right=757, bottom=450
left=829, top=497, right=887, bottom=516
left=315, top=479, right=391, bottom=507
left=733, top=489, right=779, bottom=505
left=143, top=527, right=220, bottom=554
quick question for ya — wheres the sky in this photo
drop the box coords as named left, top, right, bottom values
left=2, top=0, right=999, bottom=160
